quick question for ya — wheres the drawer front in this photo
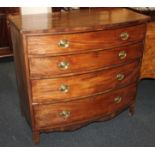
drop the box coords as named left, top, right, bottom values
left=33, top=83, right=137, bottom=129
left=27, top=24, right=146, bottom=55
left=29, top=43, right=143, bottom=78
left=31, top=61, right=140, bottom=103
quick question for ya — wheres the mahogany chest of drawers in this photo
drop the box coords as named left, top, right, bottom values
left=8, top=8, right=149, bottom=143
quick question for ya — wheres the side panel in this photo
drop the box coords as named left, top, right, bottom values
left=10, top=23, right=33, bottom=128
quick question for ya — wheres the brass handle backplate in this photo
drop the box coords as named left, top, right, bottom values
left=58, top=61, right=69, bottom=70
left=120, top=32, right=129, bottom=41
left=119, top=51, right=127, bottom=60
left=116, top=73, right=125, bottom=81
left=58, top=39, right=69, bottom=48
left=59, top=110, right=70, bottom=119
left=59, top=84, right=69, bottom=93
left=114, top=96, right=122, bottom=104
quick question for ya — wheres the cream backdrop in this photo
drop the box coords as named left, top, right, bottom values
left=21, top=7, right=51, bottom=15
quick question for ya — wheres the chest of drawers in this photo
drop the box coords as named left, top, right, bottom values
left=8, top=8, right=149, bottom=143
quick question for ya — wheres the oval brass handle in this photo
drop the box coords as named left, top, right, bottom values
left=116, top=73, right=125, bottom=81
left=58, top=39, right=69, bottom=48
left=59, top=110, right=70, bottom=119
left=58, top=61, right=69, bottom=70
left=114, top=96, right=122, bottom=104
left=59, top=84, right=69, bottom=93
left=118, top=51, right=127, bottom=60
left=120, top=32, right=129, bottom=41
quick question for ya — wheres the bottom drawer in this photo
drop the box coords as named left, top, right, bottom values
left=33, top=83, right=137, bottom=129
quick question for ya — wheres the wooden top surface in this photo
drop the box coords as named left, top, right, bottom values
left=8, top=8, right=150, bottom=34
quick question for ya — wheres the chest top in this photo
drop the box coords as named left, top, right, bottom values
left=8, top=8, right=149, bottom=34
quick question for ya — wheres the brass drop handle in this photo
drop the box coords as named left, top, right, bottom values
left=59, top=84, right=69, bottom=93
left=118, top=51, right=127, bottom=60
left=58, top=39, right=69, bottom=48
left=114, top=96, right=122, bottom=104
left=116, top=73, right=125, bottom=81
left=58, top=61, right=69, bottom=70
left=120, top=32, right=129, bottom=41
left=59, top=110, right=70, bottom=119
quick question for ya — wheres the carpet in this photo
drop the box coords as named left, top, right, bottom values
left=0, top=58, right=155, bottom=146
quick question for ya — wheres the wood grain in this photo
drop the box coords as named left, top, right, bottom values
left=31, top=61, right=140, bottom=103
left=33, top=83, right=137, bottom=129
left=10, top=23, right=32, bottom=126
left=8, top=8, right=149, bottom=34
left=141, top=22, right=155, bottom=79
left=29, top=43, right=143, bottom=78
left=27, top=24, right=146, bottom=55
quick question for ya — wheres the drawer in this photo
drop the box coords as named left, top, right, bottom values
left=29, top=43, right=143, bottom=78
left=27, top=24, right=146, bottom=55
left=31, top=61, right=140, bottom=103
left=33, top=83, right=137, bottom=129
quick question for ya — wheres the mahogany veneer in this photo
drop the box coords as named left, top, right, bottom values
left=27, top=24, right=146, bottom=55
left=34, top=83, right=137, bottom=129
left=8, top=8, right=149, bottom=143
left=141, top=22, right=155, bottom=79
left=29, top=43, right=143, bottom=78
left=32, top=61, right=140, bottom=103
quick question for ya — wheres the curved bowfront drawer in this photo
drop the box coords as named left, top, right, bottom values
left=33, top=83, right=136, bottom=129
left=29, top=43, right=143, bottom=78
left=31, top=61, right=140, bottom=103
left=27, top=24, right=146, bottom=55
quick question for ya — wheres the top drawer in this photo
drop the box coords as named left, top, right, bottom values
left=27, top=24, right=146, bottom=55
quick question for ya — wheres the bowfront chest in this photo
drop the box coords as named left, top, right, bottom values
left=8, top=8, right=149, bottom=143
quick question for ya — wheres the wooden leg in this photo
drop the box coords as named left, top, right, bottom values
left=128, top=104, right=135, bottom=116
left=32, top=131, right=40, bottom=144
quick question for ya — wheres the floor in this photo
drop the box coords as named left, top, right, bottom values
left=0, top=58, right=155, bottom=146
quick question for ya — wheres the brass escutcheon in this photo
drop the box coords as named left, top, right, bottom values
left=58, top=61, right=69, bottom=70
left=59, top=84, right=69, bottom=93
left=58, top=39, right=69, bottom=48
left=114, top=96, right=122, bottom=104
left=116, top=73, right=125, bottom=81
left=59, top=110, right=70, bottom=119
left=118, top=51, right=127, bottom=59
left=120, top=32, right=129, bottom=41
